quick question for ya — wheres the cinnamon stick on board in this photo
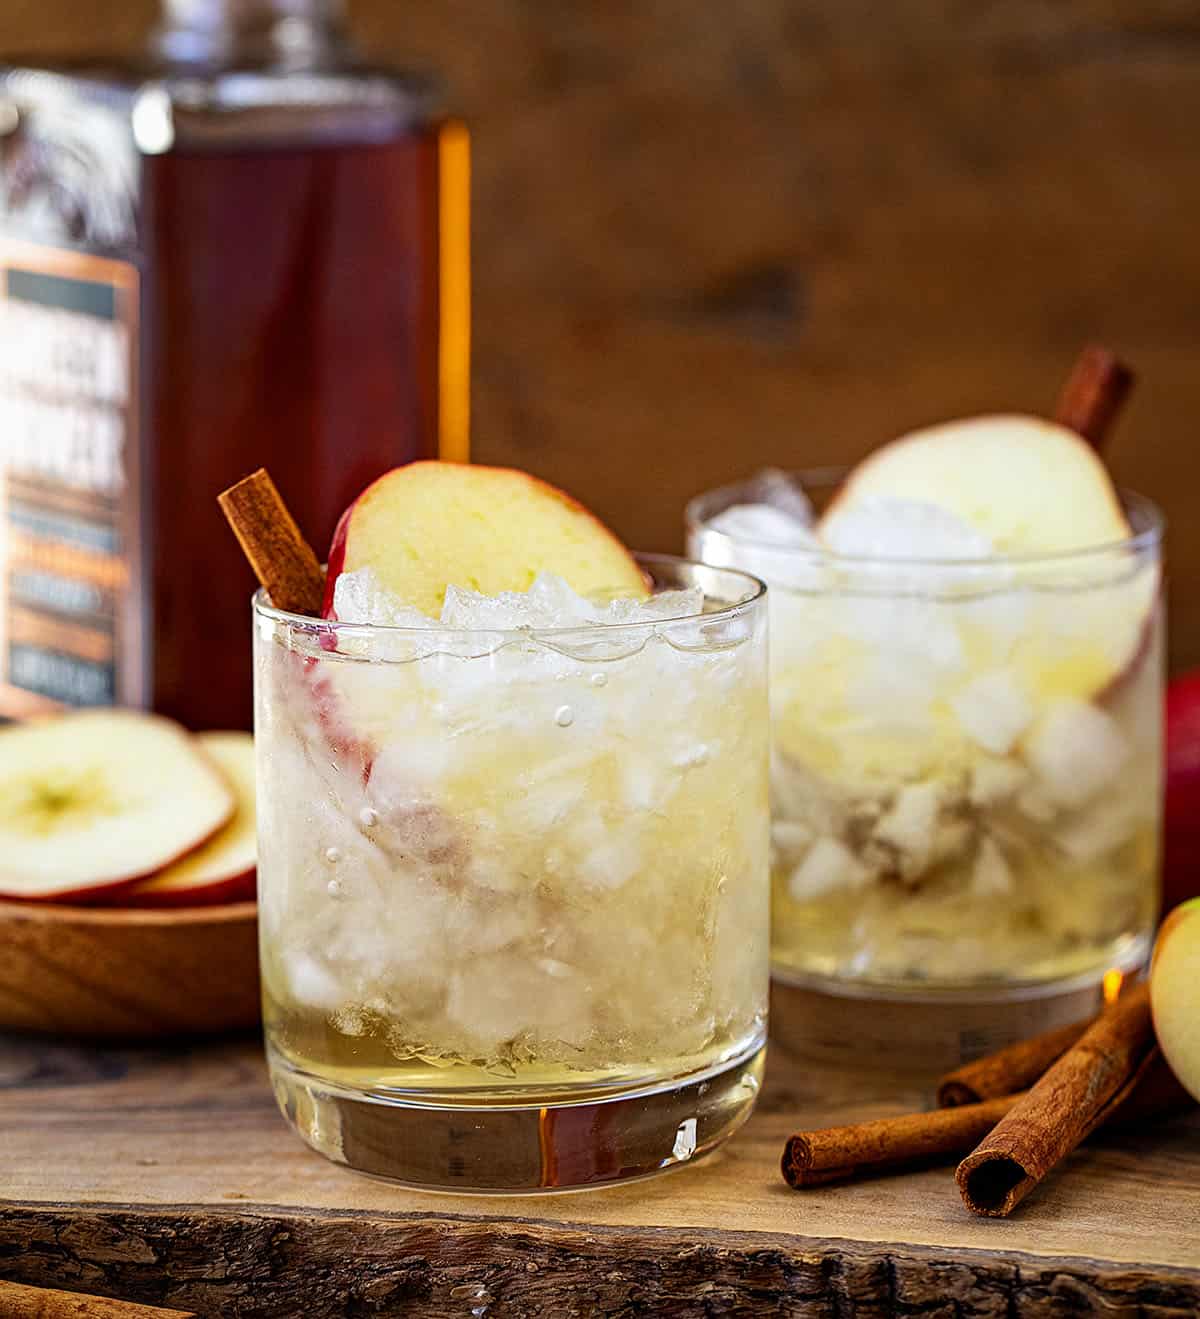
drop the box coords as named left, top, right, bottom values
left=1053, top=344, right=1135, bottom=451
left=937, top=1019, right=1089, bottom=1107
left=956, top=980, right=1155, bottom=1217
left=218, top=468, right=326, bottom=615
left=0, top=1278, right=197, bottom=1317
left=781, top=1094, right=1020, bottom=1189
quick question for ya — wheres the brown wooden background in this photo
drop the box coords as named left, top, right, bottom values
left=6, top=1, right=1199, bottom=666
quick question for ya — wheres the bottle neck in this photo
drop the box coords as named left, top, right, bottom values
left=154, top=0, right=351, bottom=69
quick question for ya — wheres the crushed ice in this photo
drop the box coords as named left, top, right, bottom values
left=332, top=567, right=703, bottom=631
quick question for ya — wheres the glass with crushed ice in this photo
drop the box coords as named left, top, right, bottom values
left=254, top=556, right=769, bottom=1191
left=688, top=472, right=1162, bottom=999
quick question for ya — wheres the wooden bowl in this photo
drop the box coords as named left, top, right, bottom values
left=0, top=899, right=260, bottom=1038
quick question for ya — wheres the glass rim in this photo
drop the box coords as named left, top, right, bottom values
left=251, top=550, right=767, bottom=639
left=685, top=468, right=1165, bottom=570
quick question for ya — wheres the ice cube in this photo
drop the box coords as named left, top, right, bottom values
left=951, top=670, right=1035, bottom=755
left=366, top=740, right=454, bottom=815
left=285, top=953, right=345, bottom=1013
left=708, top=502, right=815, bottom=546
left=577, top=830, right=643, bottom=891
left=971, top=837, right=1014, bottom=896
left=444, top=953, right=589, bottom=1047
left=787, top=836, right=874, bottom=901
left=968, top=756, right=1028, bottom=808
left=694, top=500, right=827, bottom=592
left=1023, top=700, right=1129, bottom=808
left=836, top=594, right=966, bottom=675
left=742, top=468, right=817, bottom=525
left=440, top=574, right=593, bottom=629
left=331, top=567, right=436, bottom=628
left=603, top=586, right=704, bottom=624
left=770, top=750, right=846, bottom=836
left=871, top=781, right=942, bottom=879
left=771, top=818, right=814, bottom=863
left=438, top=572, right=702, bottom=631
left=843, top=651, right=942, bottom=731
left=822, top=496, right=994, bottom=563
left=1056, top=790, right=1144, bottom=862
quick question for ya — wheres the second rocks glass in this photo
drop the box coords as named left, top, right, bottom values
left=689, top=476, right=1163, bottom=1016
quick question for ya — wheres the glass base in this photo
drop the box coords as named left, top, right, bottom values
left=769, top=935, right=1151, bottom=1075
left=268, top=1034, right=766, bottom=1193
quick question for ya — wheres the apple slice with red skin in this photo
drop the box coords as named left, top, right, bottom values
left=323, top=461, right=646, bottom=620
left=819, top=414, right=1156, bottom=703
left=0, top=711, right=234, bottom=903
left=1150, top=897, right=1200, bottom=1103
left=822, top=415, right=1133, bottom=554
left=122, top=732, right=257, bottom=908
left=317, top=461, right=646, bottom=780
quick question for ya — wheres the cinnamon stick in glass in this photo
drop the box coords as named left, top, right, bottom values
left=937, top=1019, right=1089, bottom=1107
left=218, top=468, right=326, bottom=616
left=1053, top=344, right=1135, bottom=450
left=956, top=981, right=1155, bottom=1217
left=781, top=1094, right=1019, bottom=1189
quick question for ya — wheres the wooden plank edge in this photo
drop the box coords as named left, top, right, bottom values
left=0, top=1202, right=1197, bottom=1317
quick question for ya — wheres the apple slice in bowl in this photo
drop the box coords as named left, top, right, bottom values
left=0, top=711, right=234, bottom=903
left=124, top=731, right=256, bottom=907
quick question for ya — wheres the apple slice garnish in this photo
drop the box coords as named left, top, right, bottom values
left=818, top=414, right=1157, bottom=704
left=823, top=415, right=1131, bottom=554
left=0, top=711, right=234, bottom=903
left=122, top=732, right=256, bottom=908
left=323, top=461, right=646, bottom=620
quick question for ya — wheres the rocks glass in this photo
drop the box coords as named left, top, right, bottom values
left=689, top=476, right=1163, bottom=1053
left=254, top=556, right=769, bottom=1190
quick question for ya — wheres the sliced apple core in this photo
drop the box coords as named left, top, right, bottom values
left=0, top=711, right=234, bottom=902
left=323, top=461, right=646, bottom=620
left=123, top=732, right=256, bottom=908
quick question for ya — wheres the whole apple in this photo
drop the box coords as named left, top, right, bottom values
left=1150, top=897, right=1200, bottom=1102
left=1164, top=670, right=1200, bottom=912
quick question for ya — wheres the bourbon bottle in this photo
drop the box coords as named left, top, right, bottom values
left=0, top=0, right=469, bottom=728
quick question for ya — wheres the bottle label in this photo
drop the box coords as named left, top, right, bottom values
left=0, top=239, right=142, bottom=715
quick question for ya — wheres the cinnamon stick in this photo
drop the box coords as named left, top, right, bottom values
left=956, top=981, right=1155, bottom=1216
left=781, top=1094, right=1020, bottom=1189
left=937, top=1019, right=1089, bottom=1107
left=0, top=1279, right=196, bottom=1316
left=218, top=468, right=325, bottom=615
left=1053, top=344, right=1135, bottom=450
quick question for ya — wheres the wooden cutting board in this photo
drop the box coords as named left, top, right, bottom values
left=0, top=1027, right=1196, bottom=1316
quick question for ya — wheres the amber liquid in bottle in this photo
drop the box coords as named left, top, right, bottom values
left=0, top=1, right=469, bottom=728
left=145, top=130, right=460, bottom=728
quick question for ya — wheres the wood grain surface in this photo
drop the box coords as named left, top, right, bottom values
left=0, top=1031, right=1196, bottom=1315
left=4, top=2, right=1200, bottom=668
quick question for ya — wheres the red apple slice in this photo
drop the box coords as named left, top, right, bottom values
left=323, top=461, right=646, bottom=619
left=0, top=711, right=234, bottom=902
left=123, top=732, right=256, bottom=908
